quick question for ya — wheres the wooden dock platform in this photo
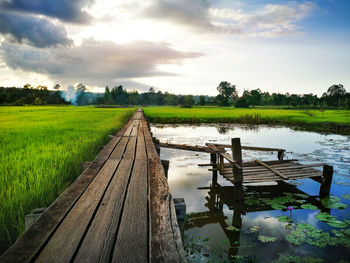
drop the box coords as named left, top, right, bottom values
left=0, top=109, right=184, bottom=263
left=157, top=138, right=333, bottom=198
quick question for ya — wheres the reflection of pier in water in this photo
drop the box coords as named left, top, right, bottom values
left=185, top=182, right=330, bottom=261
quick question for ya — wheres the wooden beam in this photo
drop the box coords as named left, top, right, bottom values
left=211, top=143, right=285, bottom=152
left=254, top=160, right=288, bottom=179
left=319, top=165, right=333, bottom=197
left=158, top=142, right=215, bottom=153
left=232, top=138, right=243, bottom=186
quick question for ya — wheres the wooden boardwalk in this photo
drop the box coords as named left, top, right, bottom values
left=1, top=109, right=184, bottom=263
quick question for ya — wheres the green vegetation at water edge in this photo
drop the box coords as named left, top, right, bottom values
left=0, top=106, right=134, bottom=244
left=143, top=106, right=350, bottom=134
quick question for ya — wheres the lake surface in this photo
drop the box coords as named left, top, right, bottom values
left=151, top=124, right=350, bottom=263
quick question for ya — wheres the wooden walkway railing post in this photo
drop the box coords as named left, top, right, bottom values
left=210, top=153, right=218, bottom=186
left=319, top=165, right=333, bottom=197
left=231, top=138, right=243, bottom=187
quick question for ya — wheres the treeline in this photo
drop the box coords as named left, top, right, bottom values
left=0, top=84, right=102, bottom=106
left=103, top=86, right=199, bottom=107
left=0, top=83, right=349, bottom=109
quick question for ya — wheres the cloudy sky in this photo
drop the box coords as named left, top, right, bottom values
left=0, top=0, right=349, bottom=95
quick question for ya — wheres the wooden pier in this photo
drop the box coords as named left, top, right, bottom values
left=157, top=138, right=333, bottom=198
left=0, top=109, right=184, bottom=263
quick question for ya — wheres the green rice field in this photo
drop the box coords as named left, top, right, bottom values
left=143, top=106, right=350, bottom=134
left=0, top=106, right=134, bottom=245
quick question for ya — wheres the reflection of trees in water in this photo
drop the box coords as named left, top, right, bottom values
left=215, top=124, right=261, bottom=134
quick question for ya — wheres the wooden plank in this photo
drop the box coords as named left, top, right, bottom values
left=96, top=136, right=122, bottom=161
left=241, top=163, right=325, bottom=172
left=74, top=127, right=138, bottom=263
left=149, top=158, right=185, bottom=262
left=206, top=143, right=225, bottom=153
left=123, top=137, right=137, bottom=159
left=73, top=159, right=135, bottom=263
left=34, top=158, right=123, bottom=263
left=243, top=159, right=298, bottom=167
left=158, top=142, right=215, bottom=153
left=220, top=152, right=234, bottom=163
left=212, top=143, right=285, bottom=152
left=112, top=158, right=148, bottom=263
left=225, top=171, right=323, bottom=183
left=254, top=160, right=288, bottom=179
left=109, top=137, right=129, bottom=160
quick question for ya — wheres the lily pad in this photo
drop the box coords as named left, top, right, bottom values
left=293, top=193, right=309, bottom=199
left=226, top=226, right=240, bottom=232
left=315, top=212, right=335, bottom=222
left=271, top=204, right=287, bottom=210
left=326, top=220, right=348, bottom=228
left=244, top=198, right=261, bottom=206
left=320, top=196, right=347, bottom=209
left=301, top=204, right=318, bottom=210
left=277, top=216, right=292, bottom=223
left=248, top=225, right=260, bottom=234
left=258, top=235, right=277, bottom=243
left=341, top=194, right=350, bottom=200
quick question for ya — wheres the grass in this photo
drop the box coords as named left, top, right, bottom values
left=0, top=106, right=135, bottom=244
left=143, top=106, right=350, bottom=134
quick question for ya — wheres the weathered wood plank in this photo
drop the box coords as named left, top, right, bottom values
left=158, top=142, right=215, bottom=153
left=109, top=137, right=129, bottom=160
left=34, top=158, right=123, bottom=263
left=211, top=143, right=285, bottom=152
left=112, top=158, right=148, bottom=263
left=73, top=159, right=135, bottom=263
left=149, top=158, right=185, bottom=263
left=254, top=160, right=288, bottom=179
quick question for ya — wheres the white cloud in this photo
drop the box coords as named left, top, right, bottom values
left=0, top=39, right=203, bottom=87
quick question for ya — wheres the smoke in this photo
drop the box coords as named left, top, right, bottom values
left=60, top=85, right=79, bottom=105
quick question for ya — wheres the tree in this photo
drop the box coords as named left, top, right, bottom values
left=245, top=89, right=262, bottom=106
left=183, top=95, right=195, bottom=107
left=327, top=84, right=346, bottom=96
left=216, top=81, right=237, bottom=106
left=104, top=86, right=112, bottom=104
left=199, top=95, right=206, bottom=105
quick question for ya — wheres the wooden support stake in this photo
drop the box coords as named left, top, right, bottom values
left=278, top=150, right=285, bottom=160
left=161, top=160, right=170, bottom=179
left=211, top=153, right=218, bottom=186
left=319, top=165, right=333, bottom=197
left=219, top=154, right=224, bottom=174
left=231, top=138, right=243, bottom=186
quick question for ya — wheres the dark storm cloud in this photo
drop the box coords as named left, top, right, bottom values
left=0, top=12, right=72, bottom=47
left=0, top=40, right=203, bottom=85
left=0, top=0, right=93, bottom=24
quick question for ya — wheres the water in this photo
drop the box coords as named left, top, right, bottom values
left=151, top=124, right=350, bottom=263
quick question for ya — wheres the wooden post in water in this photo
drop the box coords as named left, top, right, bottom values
left=161, top=160, right=170, bottom=179
left=210, top=153, right=218, bottom=186
left=278, top=150, right=285, bottom=160
left=231, top=138, right=243, bottom=187
left=319, top=165, right=333, bottom=197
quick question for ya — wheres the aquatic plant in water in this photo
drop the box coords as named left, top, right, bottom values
left=300, top=204, right=318, bottom=210
left=277, top=216, right=293, bottom=223
left=258, top=236, right=277, bottom=243
left=320, top=196, right=347, bottom=209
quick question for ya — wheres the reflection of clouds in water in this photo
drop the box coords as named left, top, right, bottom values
left=244, top=213, right=286, bottom=238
